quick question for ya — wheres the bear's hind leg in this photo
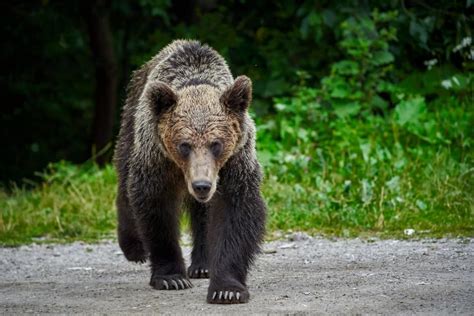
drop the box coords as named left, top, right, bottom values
left=187, top=200, right=209, bottom=279
left=117, top=188, right=147, bottom=263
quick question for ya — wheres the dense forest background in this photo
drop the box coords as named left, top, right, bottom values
left=1, top=0, right=471, bottom=182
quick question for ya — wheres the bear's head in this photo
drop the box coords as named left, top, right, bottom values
left=144, top=76, right=252, bottom=203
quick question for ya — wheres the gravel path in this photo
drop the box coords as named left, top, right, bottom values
left=1, top=235, right=473, bottom=314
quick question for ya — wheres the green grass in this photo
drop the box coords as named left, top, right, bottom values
left=0, top=163, right=118, bottom=245
left=263, top=149, right=473, bottom=238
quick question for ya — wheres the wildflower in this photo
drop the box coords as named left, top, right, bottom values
left=452, top=36, right=472, bottom=53
left=423, top=58, right=437, bottom=70
left=441, top=79, right=452, bottom=89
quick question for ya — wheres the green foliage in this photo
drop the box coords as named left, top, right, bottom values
left=255, top=9, right=472, bottom=236
left=258, top=90, right=473, bottom=236
left=319, top=10, right=398, bottom=117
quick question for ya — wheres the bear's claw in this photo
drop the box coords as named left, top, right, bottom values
left=208, top=289, right=247, bottom=304
left=187, top=265, right=209, bottom=279
left=150, top=274, right=193, bottom=290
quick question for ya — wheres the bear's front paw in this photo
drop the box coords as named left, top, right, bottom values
left=187, top=264, right=209, bottom=279
left=207, top=284, right=249, bottom=304
left=150, top=274, right=193, bottom=290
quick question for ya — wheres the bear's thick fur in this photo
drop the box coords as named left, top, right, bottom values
left=114, top=40, right=266, bottom=304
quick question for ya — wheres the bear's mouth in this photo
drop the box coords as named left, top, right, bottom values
left=187, top=179, right=216, bottom=203
left=196, top=196, right=211, bottom=203
left=191, top=192, right=214, bottom=203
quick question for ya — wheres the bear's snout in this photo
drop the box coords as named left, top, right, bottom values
left=192, top=180, right=212, bottom=197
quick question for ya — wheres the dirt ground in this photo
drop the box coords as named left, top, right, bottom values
left=1, top=234, right=473, bottom=314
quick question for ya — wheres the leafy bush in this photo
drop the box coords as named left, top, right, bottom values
left=258, top=93, right=472, bottom=236
left=255, top=10, right=473, bottom=237
left=319, top=10, right=398, bottom=117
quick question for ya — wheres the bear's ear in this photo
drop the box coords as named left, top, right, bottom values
left=220, top=75, right=252, bottom=113
left=144, top=81, right=177, bottom=117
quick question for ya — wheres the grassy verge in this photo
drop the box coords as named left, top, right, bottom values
left=0, top=163, right=117, bottom=246
left=263, top=153, right=474, bottom=238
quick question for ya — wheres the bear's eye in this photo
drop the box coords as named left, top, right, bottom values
left=210, top=140, right=223, bottom=158
left=178, top=142, right=192, bottom=158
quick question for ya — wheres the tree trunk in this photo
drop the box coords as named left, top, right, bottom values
left=83, top=0, right=117, bottom=165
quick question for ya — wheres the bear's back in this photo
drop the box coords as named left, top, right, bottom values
left=147, top=40, right=234, bottom=91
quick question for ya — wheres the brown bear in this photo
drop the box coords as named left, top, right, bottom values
left=114, top=40, right=266, bottom=304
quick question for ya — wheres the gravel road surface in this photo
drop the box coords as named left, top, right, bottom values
left=1, top=235, right=473, bottom=314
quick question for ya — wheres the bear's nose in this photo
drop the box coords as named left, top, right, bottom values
left=192, top=180, right=212, bottom=196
